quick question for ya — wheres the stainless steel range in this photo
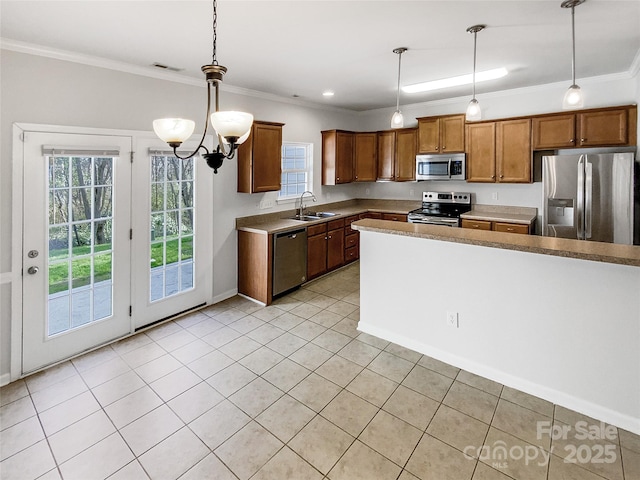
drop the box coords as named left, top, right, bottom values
left=408, top=191, right=472, bottom=227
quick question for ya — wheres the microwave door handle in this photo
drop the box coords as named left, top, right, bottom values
left=447, top=158, right=452, bottom=179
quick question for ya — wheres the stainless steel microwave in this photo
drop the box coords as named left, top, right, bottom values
left=415, top=153, right=466, bottom=181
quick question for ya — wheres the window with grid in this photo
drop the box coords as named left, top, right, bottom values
left=279, top=143, right=313, bottom=199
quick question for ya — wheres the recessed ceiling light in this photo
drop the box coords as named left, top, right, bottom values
left=402, top=67, right=508, bottom=94
left=323, top=91, right=335, bottom=97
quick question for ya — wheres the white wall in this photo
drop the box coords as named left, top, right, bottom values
left=358, top=230, right=640, bottom=434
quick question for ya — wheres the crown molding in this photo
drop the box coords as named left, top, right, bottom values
left=0, top=38, right=354, bottom=115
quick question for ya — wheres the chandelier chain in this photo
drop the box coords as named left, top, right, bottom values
left=212, top=0, right=218, bottom=65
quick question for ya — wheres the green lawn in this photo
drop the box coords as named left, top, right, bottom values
left=49, top=236, right=193, bottom=294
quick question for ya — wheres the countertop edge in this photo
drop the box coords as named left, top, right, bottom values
left=352, top=219, right=640, bottom=267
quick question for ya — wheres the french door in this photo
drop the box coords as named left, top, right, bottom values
left=22, top=132, right=133, bottom=373
left=21, top=131, right=213, bottom=374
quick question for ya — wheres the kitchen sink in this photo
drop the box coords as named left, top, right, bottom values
left=306, top=212, right=337, bottom=218
left=289, top=215, right=322, bottom=221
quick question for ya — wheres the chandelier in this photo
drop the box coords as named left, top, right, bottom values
left=152, top=0, right=253, bottom=173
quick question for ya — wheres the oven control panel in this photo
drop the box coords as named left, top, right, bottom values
left=422, top=191, right=471, bottom=204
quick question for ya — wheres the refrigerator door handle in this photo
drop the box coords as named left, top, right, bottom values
left=585, top=160, right=593, bottom=239
left=576, top=155, right=585, bottom=240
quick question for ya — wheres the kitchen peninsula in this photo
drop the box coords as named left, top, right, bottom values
left=352, top=219, right=640, bottom=434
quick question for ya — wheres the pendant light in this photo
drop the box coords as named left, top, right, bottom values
left=152, top=0, right=253, bottom=173
left=391, top=47, right=407, bottom=129
left=561, top=0, right=585, bottom=109
left=465, top=25, right=485, bottom=122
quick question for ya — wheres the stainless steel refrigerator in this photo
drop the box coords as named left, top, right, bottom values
left=542, top=149, right=638, bottom=245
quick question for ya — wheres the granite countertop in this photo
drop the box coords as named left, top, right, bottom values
left=352, top=219, right=640, bottom=267
left=460, top=205, right=537, bottom=225
left=236, top=199, right=421, bottom=234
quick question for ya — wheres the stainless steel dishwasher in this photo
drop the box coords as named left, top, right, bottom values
left=272, top=228, right=307, bottom=296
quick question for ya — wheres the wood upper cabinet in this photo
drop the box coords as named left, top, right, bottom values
left=466, top=122, right=496, bottom=182
left=376, top=131, right=395, bottom=181
left=417, top=114, right=465, bottom=153
left=467, top=119, right=531, bottom=183
left=532, top=106, right=637, bottom=149
left=394, top=128, right=417, bottom=182
left=354, top=132, right=377, bottom=182
left=237, top=121, right=284, bottom=193
left=322, top=130, right=354, bottom=185
left=496, top=119, right=532, bottom=183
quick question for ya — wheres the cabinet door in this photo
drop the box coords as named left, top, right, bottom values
left=251, top=122, right=283, bottom=192
left=417, top=118, right=439, bottom=153
left=354, top=133, right=377, bottom=182
left=577, top=109, right=628, bottom=147
left=377, top=131, right=395, bottom=181
left=395, top=128, right=417, bottom=182
left=496, top=119, right=532, bottom=183
left=326, top=228, right=345, bottom=271
left=336, top=132, right=354, bottom=183
left=441, top=115, right=465, bottom=153
left=532, top=114, right=575, bottom=149
left=461, top=219, right=492, bottom=230
left=382, top=213, right=407, bottom=222
left=466, top=123, right=496, bottom=182
left=307, top=233, right=327, bottom=280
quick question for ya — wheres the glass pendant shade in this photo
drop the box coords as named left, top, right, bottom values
left=466, top=98, right=482, bottom=121
left=221, top=129, right=251, bottom=145
left=210, top=111, right=254, bottom=142
left=153, top=118, right=196, bottom=145
left=562, top=84, right=584, bottom=109
left=391, top=110, right=404, bottom=129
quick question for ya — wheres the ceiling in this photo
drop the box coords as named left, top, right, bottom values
left=2, top=1, right=639, bottom=111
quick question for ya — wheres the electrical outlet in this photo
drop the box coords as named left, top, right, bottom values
left=446, top=311, right=459, bottom=328
left=409, top=189, right=415, bottom=196
left=259, top=198, right=275, bottom=209
left=365, top=188, right=370, bottom=195
left=491, top=192, right=499, bottom=201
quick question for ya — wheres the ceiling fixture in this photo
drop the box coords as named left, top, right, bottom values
left=402, top=68, right=508, bottom=94
left=391, top=47, right=407, bottom=129
left=561, top=0, right=585, bottom=109
left=466, top=24, right=485, bottom=122
left=323, top=91, right=335, bottom=97
left=152, top=0, right=253, bottom=173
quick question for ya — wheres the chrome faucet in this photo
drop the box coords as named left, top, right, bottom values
left=299, top=191, right=316, bottom=218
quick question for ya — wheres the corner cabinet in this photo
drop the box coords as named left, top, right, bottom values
left=377, top=128, right=417, bottom=182
left=322, top=130, right=354, bottom=185
left=532, top=105, right=637, bottom=150
left=237, top=121, right=284, bottom=193
left=417, top=114, right=465, bottom=154
left=466, top=119, right=532, bottom=183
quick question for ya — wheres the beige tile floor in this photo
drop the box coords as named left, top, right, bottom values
left=1, top=261, right=639, bottom=480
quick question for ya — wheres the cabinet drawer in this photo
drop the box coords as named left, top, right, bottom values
left=345, top=215, right=360, bottom=234
left=461, top=219, right=492, bottom=230
left=360, top=212, right=383, bottom=220
left=345, top=233, right=359, bottom=249
left=327, top=218, right=345, bottom=230
left=493, top=222, right=530, bottom=234
left=345, top=246, right=359, bottom=262
left=382, top=213, right=407, bottom=222
left=307, top=223, right=327, bottom=237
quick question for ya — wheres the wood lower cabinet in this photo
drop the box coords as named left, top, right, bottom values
left=307, top=219, right=345, bottom=280
left=462, top=219, right=532, bottom=234
left=354, top=133, right=377, bottom=182
left=237, top=121, right=284, bottom=193
left=322, top=130, right=354, bottom=185
left=344, top=215, right=360, bottom=263
left=417, top=114, right=465, bottom=154
left=532, top=106, right=637, bottom=149
left=382, top=213, right=408, bottom=222
left=238, top=230, right=272, bottom=304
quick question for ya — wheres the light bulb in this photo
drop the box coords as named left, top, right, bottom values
left=562, top=84, right=584, bottom=109
left=466, top=98, right=482, bottom=121
left=391, top=110, right=404, bottom=129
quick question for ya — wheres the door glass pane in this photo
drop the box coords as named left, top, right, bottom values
left=149, top=154, right=195, bottom=302
left=47, top=155, right=115, bottom=336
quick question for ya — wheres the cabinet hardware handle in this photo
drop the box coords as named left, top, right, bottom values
left=570, top=138, right=575, bottom=143
left=442, top=146, right=446, bottom=149
left=507, top=228, right=514, bottom=231
left=581, top=138, right=586, bottom=143
left=328, top=235, right=332, bottom=239
left=500, top=174, right=504, bottom=178
left=435, top=146, right=439, bottom=150
left=491, top=175, right=495, bottom=179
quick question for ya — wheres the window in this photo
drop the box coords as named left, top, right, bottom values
left=279, top=143, right=313, bottom=199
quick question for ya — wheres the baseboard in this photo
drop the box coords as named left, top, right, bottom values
left=0, top=372, right=13, bottom=387
left=212, top=288, right=238, bottom=305
left=358, top=321, right=640, bottom=435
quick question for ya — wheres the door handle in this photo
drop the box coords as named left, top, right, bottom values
left=27, top=266, right=39, bottom=275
